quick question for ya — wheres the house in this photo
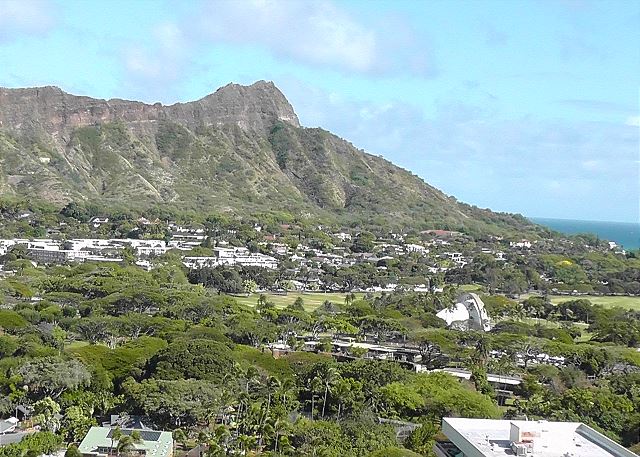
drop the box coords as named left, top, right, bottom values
left=102, top=415, right=155, bottom=431
left=333, top=232, right=352, bottom=241
left=434, top=417, right=637, bottom=457
left=0, top=417, right=19, bottom=435
left=89, top=217, right=109, bottom=228
left=426, top=368, right=521, bottom=405
left=405, top=244, right=429, bottom=255
left=29, top=248, right=82, bottom=264
left=78, top=426, right=173, bottom=457
left=183, top=247, right=278, bottom=270
left=443, top=252, right=464, bottom=262
left=0, top=417, right=33, bottom=447
left=422, top=230, right=461, bottom=237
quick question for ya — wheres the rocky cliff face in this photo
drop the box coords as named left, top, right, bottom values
left=0, top=80, right=536, bottom=234
left=0, top=81, right=299, bottom=137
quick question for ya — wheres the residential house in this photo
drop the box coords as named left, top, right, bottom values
left=78, top=426, right=173, bottom=457
left=89, top=217, right=109, bottom=228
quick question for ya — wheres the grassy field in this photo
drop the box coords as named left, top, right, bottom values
left=232, top=292, right=361, bottom=312
left=66, top=341, right=90, bottom=350
left=523, top=294, right=640, bottom=311
left=522, top=318, right=593, bottom=342
left=232, top=290, right=640, bottom=313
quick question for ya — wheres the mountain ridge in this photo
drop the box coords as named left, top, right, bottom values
left=0, top=81, right=538, bottom=235
left=0, top=80, right=300, bottom=136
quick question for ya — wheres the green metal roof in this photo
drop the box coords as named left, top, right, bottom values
left=78, top=426, right=173, bottom=457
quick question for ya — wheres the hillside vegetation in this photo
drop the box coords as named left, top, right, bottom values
left=0, top=82, right=540, bottom=236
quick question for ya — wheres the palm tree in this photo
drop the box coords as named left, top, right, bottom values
left=207, top=424, right=231, bottom=456
left=320, top=366, right=340, bottom=418
left=265, top=376, right=281, bottom=413
left=241, top=401, right=266, bottom=450
left=259, top=377, right=281, bottom=448
left=237, top=434, right=257, bottom=455
left=240, top=395, right=270, bottom=448
left=276, top=378, right=297, bottom=412
left=244, top=366, right=260, bottom=394
left=309, top=376, right=323, bottom=420
left=215, top=383, right=236, bottom=427
left=332, top=378, right=351, bottom=420
left=116, top=431, right=143, bottom=457
left=236, top=391, right=251, bottom=428
left=269, top=417, right=288, bottom=455
left=110, top=427, right=122, bottom=456
left=172, top=428, right=188, bottom=453
left=473, top=334, right=491, bottom=367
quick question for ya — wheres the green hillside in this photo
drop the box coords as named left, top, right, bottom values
left=0, top=82, right=542, bottom=235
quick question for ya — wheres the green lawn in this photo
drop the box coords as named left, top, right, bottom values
left=542, top=294, right=640, bottom=310
left=521, top=318, right=593, bottom=342
left=232, top=290, right=640, bottom=313
left=521, top=317, right=559, bottom=328
left=66, top=340, right=90, bottom=349
left=232, top=292, right=363, bottom=312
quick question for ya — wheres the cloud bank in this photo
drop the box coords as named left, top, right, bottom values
left=193, top=0, right=433, bottom=77
left=283, top=80, right=639, bottom=221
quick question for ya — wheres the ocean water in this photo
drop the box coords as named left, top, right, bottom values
left=531, top=218, right=640, bottom=250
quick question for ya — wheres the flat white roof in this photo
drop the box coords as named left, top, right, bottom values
left=433, top=368, right=522, bottom=386
left=441, top=418, right=636, bottom=457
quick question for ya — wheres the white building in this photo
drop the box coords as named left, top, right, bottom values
left=89, top=217, right=109, bottom=228
left=434, top=417, right=637, bottom=457
left=167, top=240, right=202, bottom=250
left=29, top=249, right=79, bottom=263
left=183, top=247, right=278, bottom=270
left=444, top=252, right=463, bottom=261
left=405, top=244, right=429, bottom=255
left=333, top=232, right=352, bottom=241
left=436, top=293, right=491, bottom=332
left=169, top=224, right=205, bottom=235
left=510, top=239, right=533, bottom=249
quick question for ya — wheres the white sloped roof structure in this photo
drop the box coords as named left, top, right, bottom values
left=436, top=293, right=491, bottom=332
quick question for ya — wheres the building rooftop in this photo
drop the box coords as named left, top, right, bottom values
left=78, top=426, right=173, bottom=457
left=439, top=418, right=637, bottom=457
left=101, top=414, right=156, bottom=431
left=433, top=368, right=522, bottom=386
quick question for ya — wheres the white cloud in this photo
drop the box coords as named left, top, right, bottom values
left=559, top=99, right=635, bottom=114
left=0, top=0, right=55, bottom=41
left=124, top=47, right=163, bottom=80
left=193, top=0, right=433, bottom=77
left=626, top=116, right=640, bottom=127
left=280, top=78, right=639, bottom=220
left=121, top=22, right=189, bottom=100
left=155, top=22, right=185, bottom=54
left=581, top=159, right=601, bottom=171
left=116, top=0, right=434, bottom=99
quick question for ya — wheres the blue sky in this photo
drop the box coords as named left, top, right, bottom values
left=1, top=0, right=638, bottom=222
